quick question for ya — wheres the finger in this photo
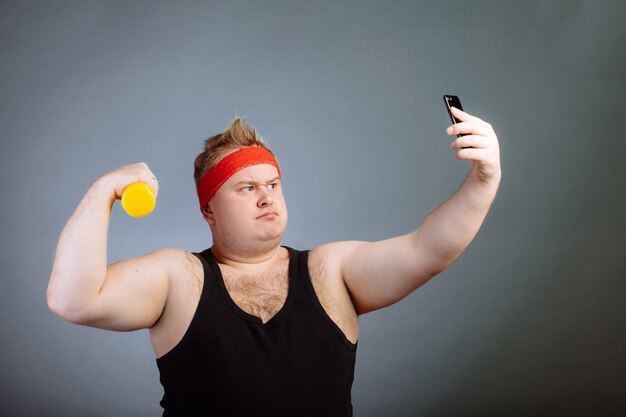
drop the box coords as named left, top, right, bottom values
left=145, top=171, right=159, bottom=197
left=450, top=135, right=488, bottom=150
left=447, top=121, right=493, bottom=137
left=454, top=147, right=487, bottom=161
left=135, top=163, right=158, bottom=197
left=149, top=175, right=159, bottom=197
left=449, top=106, right=486, bottom=124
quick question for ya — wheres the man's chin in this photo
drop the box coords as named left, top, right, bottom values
left=258, top=222, right=286, bottom=241
left=238, top=235, right=283, bottom=258
left=259, top=231, right=284, bottom=245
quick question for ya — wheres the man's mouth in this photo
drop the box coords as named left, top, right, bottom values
left=257, top=210, right=279, bottom=219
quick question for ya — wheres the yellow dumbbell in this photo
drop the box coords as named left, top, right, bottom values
left=121, top=182, right=156, bottom=217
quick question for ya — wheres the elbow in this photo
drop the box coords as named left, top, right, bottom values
left=48, top=300, right=90, bottom=325
left=46, top=282, right=61, bottom=316
left=47, top=293, right=77, bottom=323
left=46, top=284, right=91, bottom=325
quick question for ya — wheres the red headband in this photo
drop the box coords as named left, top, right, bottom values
left=197, top=146, right=281, bottom=210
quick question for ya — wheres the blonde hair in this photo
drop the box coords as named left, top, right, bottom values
left=193, top=118, right=270, bottom=186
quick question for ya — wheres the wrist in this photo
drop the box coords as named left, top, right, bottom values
left=90, top=176, right=118, bottom=203
left=470, top=168, right=501, bottom=190
left=464, top=171, right=500, bottom=206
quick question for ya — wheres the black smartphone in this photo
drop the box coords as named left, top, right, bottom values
left=443, top=95, right=470, bottom=148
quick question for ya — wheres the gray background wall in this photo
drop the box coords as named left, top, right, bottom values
left=1, top=1, right=624, bottom=416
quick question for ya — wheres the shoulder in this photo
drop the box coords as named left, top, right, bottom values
left=142, top=248, right=204, bottom=282
left=307, top=240, right=368, bottom=294
left=151, top=249, right=205, bottom=320
left=146, top=247, right=198, bottom=265
left=309, top=241, right=368, bottom=274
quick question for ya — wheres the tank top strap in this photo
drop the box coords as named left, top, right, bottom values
left=290, top=247, right=358, bottom=351
left=191, top=248, right=217, bottom=307
left=155, top=249, right=214, bottom=366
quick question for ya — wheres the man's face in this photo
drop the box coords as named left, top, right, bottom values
left=204, top=162, right=288, bottom=251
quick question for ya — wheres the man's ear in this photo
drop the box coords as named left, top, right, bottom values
left=201, top=204, right=216, bottom=225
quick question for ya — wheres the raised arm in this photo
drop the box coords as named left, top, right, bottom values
left=47, top=163, right=176, bottom=331
left=336, top=107, right=501, bottom=314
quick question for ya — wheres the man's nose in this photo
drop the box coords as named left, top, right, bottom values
left=257, top=186, right=274, bottom=207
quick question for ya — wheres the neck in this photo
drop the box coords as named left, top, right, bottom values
left=210, top=240, right=284, bottom=272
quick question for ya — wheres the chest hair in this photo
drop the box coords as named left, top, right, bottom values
left=222, top=264, right=289, bottom=323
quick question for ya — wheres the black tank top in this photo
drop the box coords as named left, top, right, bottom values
left=156, top=246, right=358, bottom=417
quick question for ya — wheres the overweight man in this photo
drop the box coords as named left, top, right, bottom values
left=47, top=106, right=501, bottom=417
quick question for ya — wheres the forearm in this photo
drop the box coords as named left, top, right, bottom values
left=47, top=178, right=116, bottom=318
left=414, top=173, right=500, bottom=271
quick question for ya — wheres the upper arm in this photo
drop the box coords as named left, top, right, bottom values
left=74, top=248, right=184, bottom=331
left=332, top=231, right=447, bottom=315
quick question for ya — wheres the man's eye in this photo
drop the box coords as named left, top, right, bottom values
left=242, top=186, right=254, bottom=192
left=267, top=183, right=277, bottom=190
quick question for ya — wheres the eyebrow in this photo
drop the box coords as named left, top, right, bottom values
left=233, top=176, right=281, bottom=187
